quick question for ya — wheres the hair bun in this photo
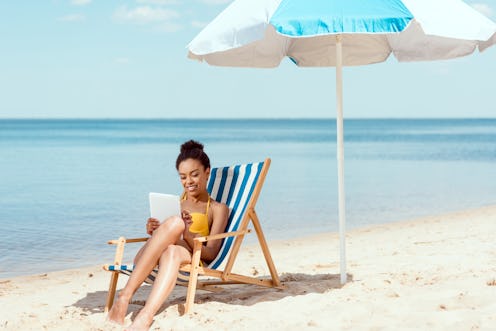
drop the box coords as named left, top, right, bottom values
left=176, top=139, right=210, bottom=170
left=180, top=140, right=204, bottom=153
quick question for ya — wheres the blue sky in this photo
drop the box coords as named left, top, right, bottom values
left=0, top=0, right=495, bottom=119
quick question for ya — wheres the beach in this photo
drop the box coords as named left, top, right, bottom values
left=1, top=205, right=495, bottom=330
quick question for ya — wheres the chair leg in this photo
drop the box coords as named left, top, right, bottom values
left=184, top=276, right=198, bottom=314
left=105, top=236, right=126, bottom=312
left=105, top=271, right=119, bottom=312
left=250, top=209, right=282, bottom=287
left=184, top=241, right=202, bottom=314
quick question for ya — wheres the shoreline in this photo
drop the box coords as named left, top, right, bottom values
left=3, top=203, right=495, bottom=282
left=1, top=204, right=495, bottom=330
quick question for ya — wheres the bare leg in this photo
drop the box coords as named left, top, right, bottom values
left=107, top=216, right=185, bottom=324
left=126, top=244, right=192, bottom=331
left=133, top=241, right=149, bottom=266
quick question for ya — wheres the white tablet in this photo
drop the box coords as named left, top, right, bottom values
left=149, top=193, right=181, bottom=223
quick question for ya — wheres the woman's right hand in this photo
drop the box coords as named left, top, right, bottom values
left=146, top=217, right=160, bottom=235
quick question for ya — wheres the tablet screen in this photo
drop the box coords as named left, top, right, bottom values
left=149, top=193, right=181, bottom=223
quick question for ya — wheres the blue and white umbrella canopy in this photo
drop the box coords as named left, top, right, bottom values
left=188, top=0, right=496, bottom=67
left=187, top=0, right=496, bottom=285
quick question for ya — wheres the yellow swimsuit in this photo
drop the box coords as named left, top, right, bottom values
left=183, top=194, right=210, bottom=237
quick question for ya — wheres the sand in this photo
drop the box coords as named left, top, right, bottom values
left=1, top=205, right=495, bottom=330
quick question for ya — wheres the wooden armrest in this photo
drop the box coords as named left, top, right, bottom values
left=107, top=237, right=149, bottom=245
left=107, top=229, right=250, bottom=245
left=194, top=229, right=251, bottom=243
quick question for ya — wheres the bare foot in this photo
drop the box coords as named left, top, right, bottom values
left=107, top=294, right=130, bottom=325
left=125, top=309, right=154, bottom=331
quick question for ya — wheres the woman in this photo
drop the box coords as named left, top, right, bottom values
left=107, top=140, right=229, bottom=331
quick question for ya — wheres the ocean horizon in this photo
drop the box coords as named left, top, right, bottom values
left=1, top=118, right=495, bottom=278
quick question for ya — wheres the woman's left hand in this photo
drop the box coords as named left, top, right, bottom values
left=181, top=210, right=193, bottom=239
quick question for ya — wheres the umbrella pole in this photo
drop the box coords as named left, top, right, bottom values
left=335, top=34, right=347, bottom=285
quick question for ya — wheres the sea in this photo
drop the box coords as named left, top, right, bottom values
left=1, top=118, right=495, bottom=279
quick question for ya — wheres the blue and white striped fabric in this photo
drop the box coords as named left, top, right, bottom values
left=107, top=264, right=190, bottom=285
left=107, top=160, right=265, bottom=283
left=188, top=0, right=496, bottom=66
left=206, top=160, right=264, bottom=269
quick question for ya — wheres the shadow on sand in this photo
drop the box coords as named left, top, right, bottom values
left=73, top=272, right=352, bottom=316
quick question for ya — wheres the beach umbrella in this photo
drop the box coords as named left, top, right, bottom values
left=187, top=0, right=496, bottom=285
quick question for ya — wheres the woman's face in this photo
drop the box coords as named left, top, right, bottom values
left=178, top=158, right=210, bottom=197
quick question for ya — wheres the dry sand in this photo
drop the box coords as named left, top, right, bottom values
left=1, top=205, right=495, bottom=330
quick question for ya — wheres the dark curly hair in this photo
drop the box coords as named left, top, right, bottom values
left=175, top=140, right=211, bottom=170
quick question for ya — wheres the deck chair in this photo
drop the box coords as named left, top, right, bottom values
left=103, top=158, right=282, bottom=313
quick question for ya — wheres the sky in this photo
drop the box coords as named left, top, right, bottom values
left=0, top=0, right=495, bottom=119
